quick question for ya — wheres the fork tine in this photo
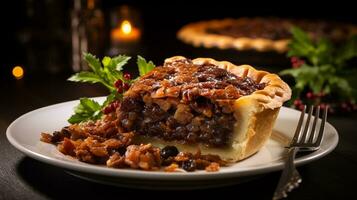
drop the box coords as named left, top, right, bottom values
left=298, top=105, right=313, bottom=145
left=308, top=106, right=320, bottom=143
left=314, top=106, right=328, bottom=146
left=290, top=105, right=306, bottom=146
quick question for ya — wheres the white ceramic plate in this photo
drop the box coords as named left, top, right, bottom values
left=7, top=97, right=339, bottom=189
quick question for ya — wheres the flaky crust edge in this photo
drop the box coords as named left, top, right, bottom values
left=191, top=57, right=291, bottom=161
left=135, top=56, right=291, bottom=162
left=177, top=19, right=290, bottom=53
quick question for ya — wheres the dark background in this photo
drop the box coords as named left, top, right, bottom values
left=1, top=1, right=357, bottom=199
left=1, top=0, right=357, bottom=80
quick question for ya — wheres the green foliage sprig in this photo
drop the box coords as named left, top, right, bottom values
left=67, top=53, right=155, bottom=123
left=280, top=27, right=357, bottom=111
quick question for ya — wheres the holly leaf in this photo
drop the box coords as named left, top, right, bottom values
left=110, top=55, right=131, bottom=71
left=69, top=53, right=132, bottom=92
left=83, top=53, right=102, bottom=75
left=288, top=27, right=315, bottom=58
left=335, top=35, right=357, bottom=66
left=67, top=53, right=155, bottom=123
left=67, top=72, right=102, bottom=84
left=102, top=56, right=112, bottom=67
left=137, top=55, right=155, bottom=76
left=68, top=98, right=102, bottom=124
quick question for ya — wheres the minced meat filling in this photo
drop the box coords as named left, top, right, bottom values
left=118, top=58, right=266, bottom=147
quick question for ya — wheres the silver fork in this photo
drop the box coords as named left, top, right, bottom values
left=273, top=105, right=328, bottom=200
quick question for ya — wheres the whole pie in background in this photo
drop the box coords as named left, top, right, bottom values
left=177, top=17, right=357, bottom=53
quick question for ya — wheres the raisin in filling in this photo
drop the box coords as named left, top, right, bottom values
left=118, top=59, right=266, bottom=147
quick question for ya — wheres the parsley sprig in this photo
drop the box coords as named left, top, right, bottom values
left=67, top=53, right=155, bottom=124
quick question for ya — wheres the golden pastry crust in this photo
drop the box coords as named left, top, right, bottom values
left=134, top=56, right=291, bottom=162
left=177, top=18, right=357, bottom=53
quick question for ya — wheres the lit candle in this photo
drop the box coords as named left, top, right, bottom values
left=111, top=20, right=141, bottom=43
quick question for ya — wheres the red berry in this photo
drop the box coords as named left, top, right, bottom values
left=123, top=83, right=131, bottom=90
left=306, top=92, right=314, bottom=99
left=293, top=61, right=303, bottom=68
left=103, top=106, right=113, bottom=114
left=112, top=101, right=117, bottom=108
left=340, top=102, right=352, bottom=112
left=124, top=73, right=131, bottom=80
left=291, top=57, right=305, bottom=68
left=103, top=101, right=121, bottom=114
left=320, top=103, right=326, bottom=110
left=112, top=100, right=120, bottom=109
left=291, top=57, right=299, bottom=63
left=114, top=80, right=123, bottom=88
left=294, top=99, right=302, bottom=106
left=117, top=87, right=123, bottom=93
left=341, top=102, right=349, bottom=109
left=298, top=104, right=305, bottom=111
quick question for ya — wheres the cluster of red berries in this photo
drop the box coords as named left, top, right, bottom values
left=293, top=99, right=305, bottom=111
left=290, top=56, right=305, bottom=68
left=340, top=101, right=357, bottom=112
left=294, top=98, right=333, bottom=112
left=103, top=100, right=120, bottom=114
left=305, top=91, right=325, bottom=99
left=102, top=73, right=132, bottom=115
left=294, top=91, right=331, bottom=111
left=294, top=91, right=357, bottom=113
left=114, top=73, right=132, bottom=93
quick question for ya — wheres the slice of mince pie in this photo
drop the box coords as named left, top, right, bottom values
left=118, top=56, right=291, bottom=162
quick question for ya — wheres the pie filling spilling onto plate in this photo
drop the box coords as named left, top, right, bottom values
left=118, top=58, right=265, bottom=147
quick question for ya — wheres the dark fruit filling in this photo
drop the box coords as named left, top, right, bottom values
left=118, top=58, right=265, bottom=147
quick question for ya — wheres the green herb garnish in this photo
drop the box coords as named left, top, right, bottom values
left=68, top=98, right=102, bottom=124
left=137, top=55, right=155, bottom=76
left=280, top=27, right=357, bottom=110
left=67, top=53, right=155, bottom=124
left=68, top=53, right=131, bottom=92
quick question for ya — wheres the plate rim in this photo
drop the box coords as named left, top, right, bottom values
left=6, top=97, right=339, bottom=181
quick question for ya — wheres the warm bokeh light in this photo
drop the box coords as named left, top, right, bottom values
left=87, top=0, right=95, bottom=9
left=121, top=20, right=132, bottom=35
left=12, top=66, right=24, bottom=79
left=111, top=19, right=141, bottom=42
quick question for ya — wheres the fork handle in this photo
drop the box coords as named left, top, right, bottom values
left=273, top=147, right=301, bottom=199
